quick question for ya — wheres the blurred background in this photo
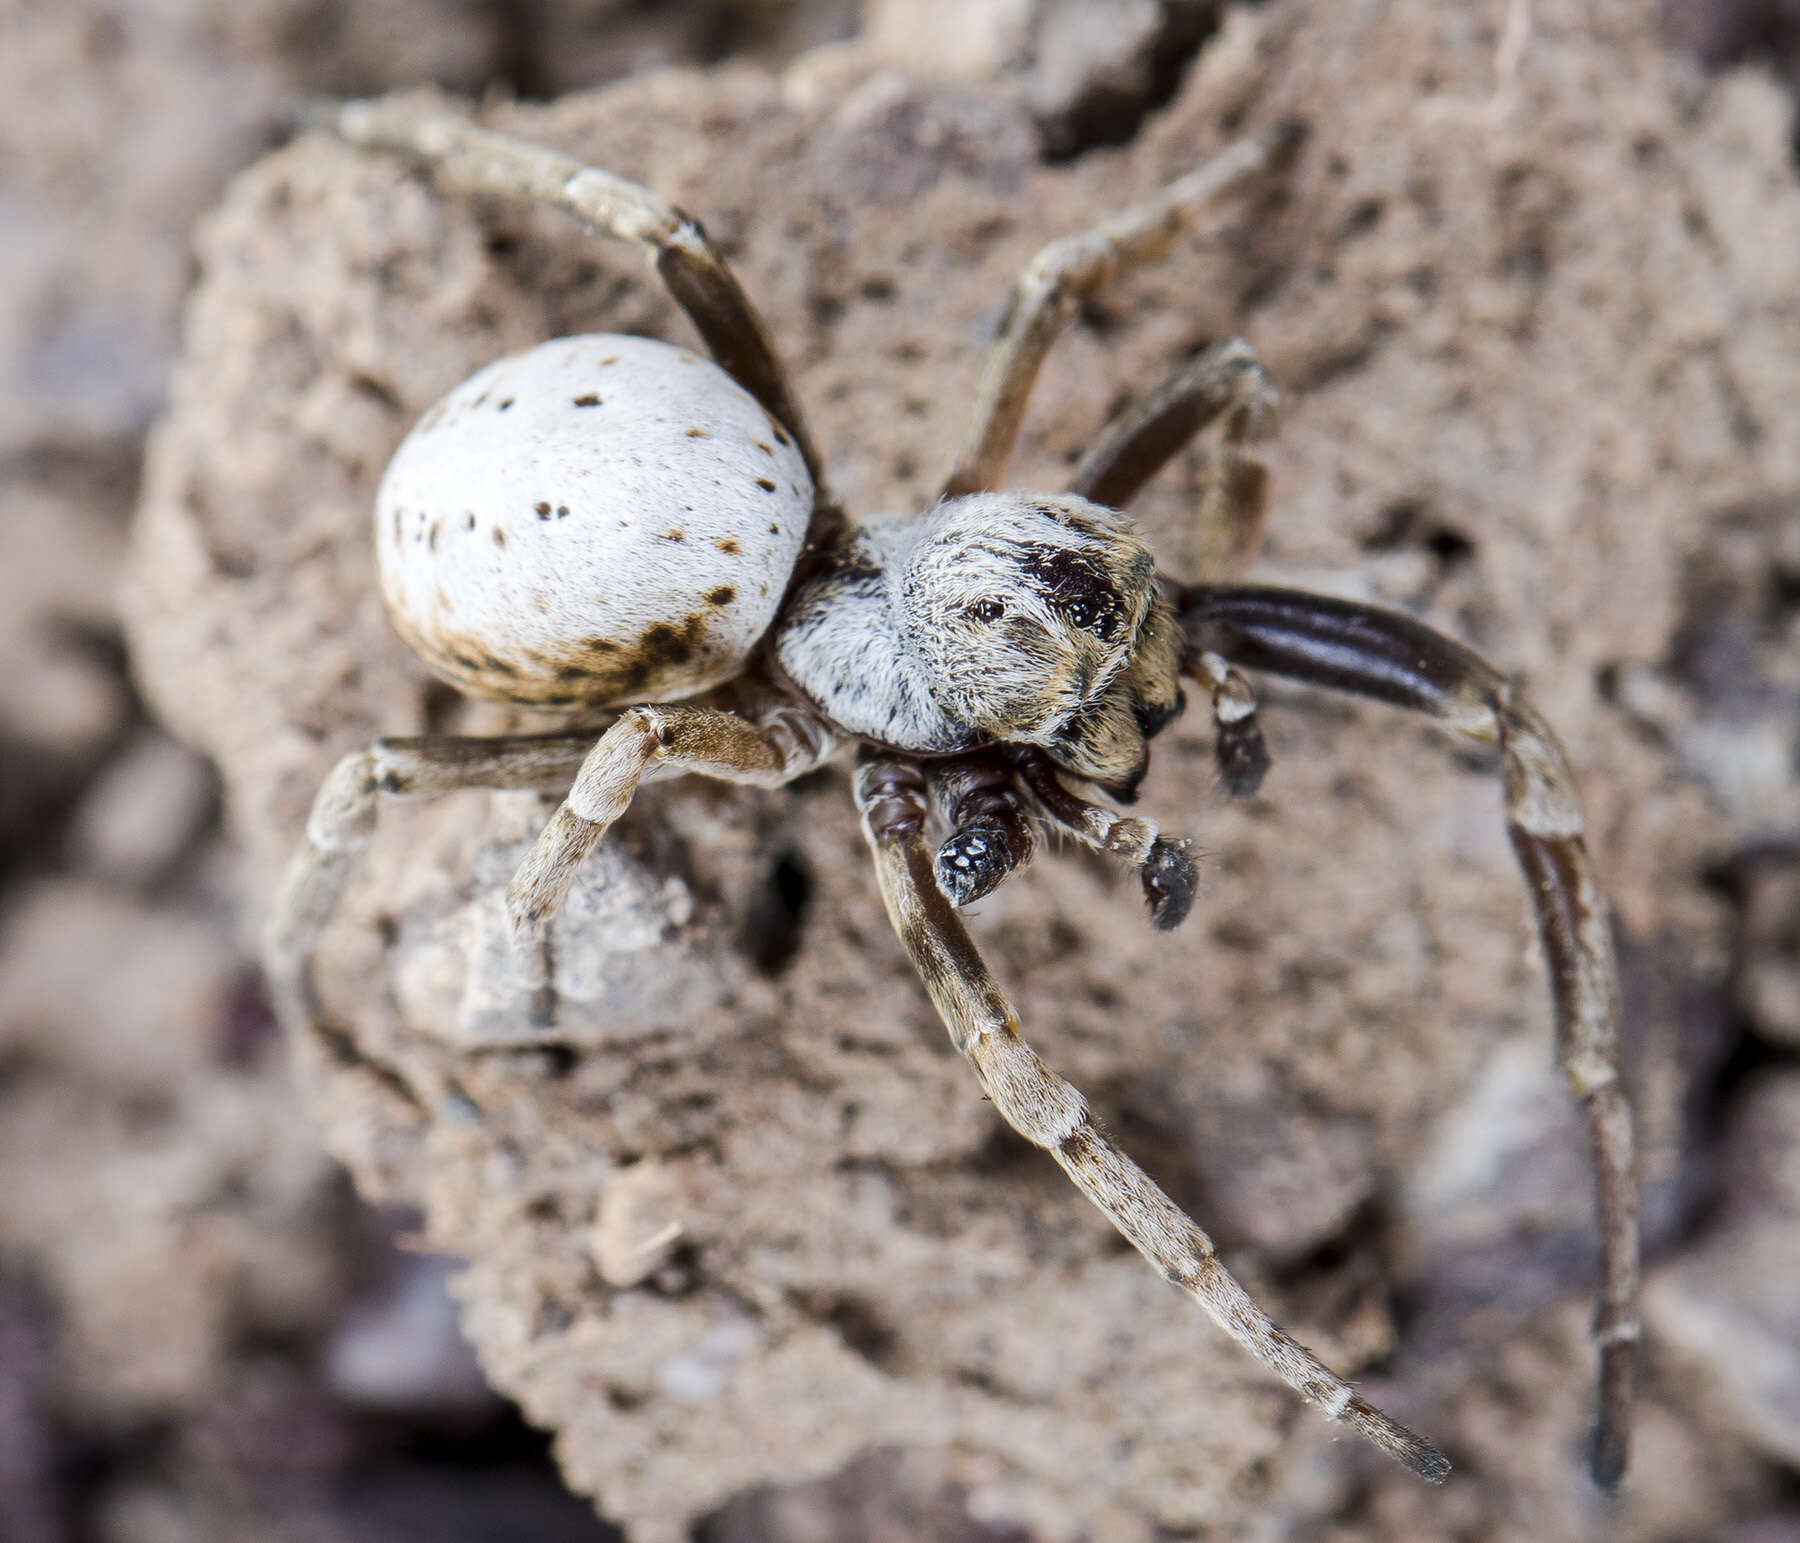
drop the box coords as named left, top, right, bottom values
left=3, top=2, right=1799, bottom=1540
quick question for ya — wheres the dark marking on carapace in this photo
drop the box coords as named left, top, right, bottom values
left=707, top=585, right=736, bottom=607
left=573, top=394, right=601, bottom=407
left=714, top=537, right=741, bottom=554
left=767, top=417, right=791, bottom=447
left=1019, top=543, right=1121, bottom=638
left=498, top=397, right=515, bottom=411
left=685, top=426, right=710, bottom=438
left=464, top=511, right=477, bottom=530
left=534, top=501, right=553, bottom=520
left=427, top=519, right=441, bottom=552
left=660, top=528, right=686, bottom=542
left=755, top=478, right=778, bottom=493
left=491, top=526, right=507, bottom=548
left=754, top=440, right=774, bottom=456
left=556, top=505, right=570, bottom=519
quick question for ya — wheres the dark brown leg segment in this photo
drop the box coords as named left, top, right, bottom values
left=1177, top=583, right=1638, bottom=1488
left=1069, top=338, right=1278, bottom=585
left=926, top=752, right=1038, bottom=907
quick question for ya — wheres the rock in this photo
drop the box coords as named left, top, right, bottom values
left=123, top=4, right=1800, bottom=1539
left=1646, top=1073, right=1800, bottom=1469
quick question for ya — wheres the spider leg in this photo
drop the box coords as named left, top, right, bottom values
left=265, top=731, right=599, bottom=1026
left=941, top=121, right=1303, bottom=499
left=853, top=749, right=1450, bottom=1483
left=1183, top=644, right=1273, bottom=797
left=1176, top=583, right=1638, bottom=1488
left=1012, top=747, right=1197, bottom=930
left=310, top=98, right=828, bottom=506
left=1070, top=338, right=1279, bottom=583
left=268, top=702, right=839, bottom=1029
left=505, top=700, right=839, bottom=1022
left=925, top=752, right=1038, bottom=908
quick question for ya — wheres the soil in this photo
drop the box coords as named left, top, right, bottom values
left=5, top=1, right=1800, bottom=1540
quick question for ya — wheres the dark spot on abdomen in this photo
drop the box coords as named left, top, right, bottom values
left=640, top=620, right=697, bottom=668
left=707, top=585, right=736, bottom=606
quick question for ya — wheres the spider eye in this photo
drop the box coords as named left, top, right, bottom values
left=971, top=599, right=1006, bottom=623
left=1064, top=597, right=1118, bottom=640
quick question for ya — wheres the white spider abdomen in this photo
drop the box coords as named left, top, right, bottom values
left=376, top=334, right=812, bottom=707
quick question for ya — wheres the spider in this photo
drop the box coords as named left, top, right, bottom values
left=268, top=98, right=1638, bottom=1490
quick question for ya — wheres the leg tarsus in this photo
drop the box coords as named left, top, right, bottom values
left=1140, top=836, right=1198, bottom=930
left=935, top=821, right=1031, bottom=907
left=1215, top=715, right=1272, bottom=796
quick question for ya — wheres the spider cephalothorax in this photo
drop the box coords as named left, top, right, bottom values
left=271, top=99, right=1640, bottom=1498
left=776, top=492, right=1182, bottom=797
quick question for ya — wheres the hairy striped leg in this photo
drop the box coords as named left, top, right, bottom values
left=505, top=699, right=840, bottom=1020
left=265, top=731, right=599, bottom=1025
left=854, top=750, right=1450, bottom=1480
left=1177, top=584, right=1638, bottom=1487
left=310, top=97, right=829, bottom=504
left=941, top=121, right=1305, bottom=499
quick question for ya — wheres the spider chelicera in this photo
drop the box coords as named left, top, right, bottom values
left=268, top=98, right=1638, bottom=1487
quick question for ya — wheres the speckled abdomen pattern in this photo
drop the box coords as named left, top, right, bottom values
left=376, top=334, right=813, bottom=707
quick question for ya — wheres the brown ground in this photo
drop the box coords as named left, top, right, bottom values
left=7, top=1, right=1800, bottom=1540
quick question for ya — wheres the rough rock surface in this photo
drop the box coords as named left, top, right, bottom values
left=126, top=3, right=1800, bottom=1541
